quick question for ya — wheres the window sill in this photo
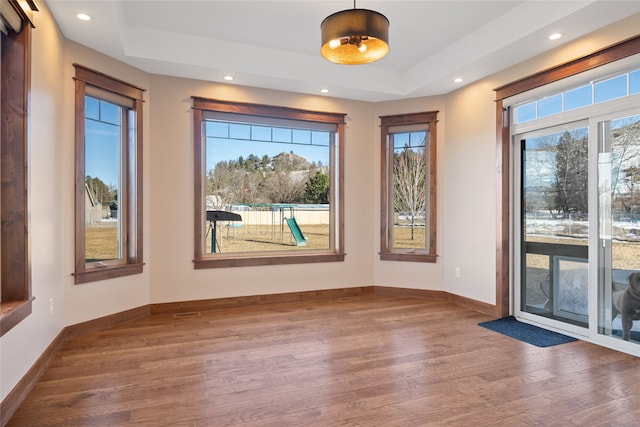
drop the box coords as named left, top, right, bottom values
left=379, top=252, right=438, bottom=263
left=0, top=298, right=33, bottom=337
left=194, top=252, right=345, bottom=269
left=74, top=263, right=144, bottom=284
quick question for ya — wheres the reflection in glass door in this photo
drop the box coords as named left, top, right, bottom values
left=598, top=113, right=640, bottom=343
left=519, top=124, right=589, bottom=327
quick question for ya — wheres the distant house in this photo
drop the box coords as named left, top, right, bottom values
left=85, top=183, right=103, bottom=226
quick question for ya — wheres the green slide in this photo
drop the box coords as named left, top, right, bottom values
left=285, top=217, right=307, bottom=246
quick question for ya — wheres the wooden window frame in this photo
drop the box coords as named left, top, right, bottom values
left=493, top=35, right=640, bottom=317
left=379, top=111, right=438, bottom=262
left=0, top=2, right=35, bottom=337
left=192, top=97, right=346, bottom=269
left=73, top=64, right=145, bottom=284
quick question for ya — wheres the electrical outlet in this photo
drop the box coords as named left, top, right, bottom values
left=455, top=267, right=461, bottom=279
left=49, top=298, right=54, bottom=316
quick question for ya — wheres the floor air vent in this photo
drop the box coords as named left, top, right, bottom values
left=173, top=312, right=201, bottom=319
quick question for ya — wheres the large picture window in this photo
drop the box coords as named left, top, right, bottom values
left=380, top=112, right=438, bottom=262
left=74, top=65, right=144, bottom=284
left=192, top=97, right=345, bottom=268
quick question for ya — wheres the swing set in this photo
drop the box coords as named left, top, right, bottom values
left=231, top=203, right=306, bottom=246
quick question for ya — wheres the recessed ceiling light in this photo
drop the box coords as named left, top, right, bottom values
left=76, top=12, right=91, bottom=21
left=454, top=77, right=463, bottom=83
left=549, top=33, right=562, bottom=41
left=320, top=88, right=329, bottom=94
left=223, top=75, right=234, bottom=81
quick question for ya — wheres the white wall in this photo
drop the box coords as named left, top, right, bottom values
left=2, top=1, right=638, bottom=406
left=441, top=81, right=498, bottom=304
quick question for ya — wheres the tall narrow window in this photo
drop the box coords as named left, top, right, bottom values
left=192, top=97, right=345, bottom=268
left=74, top=65, right=144, bottom=284
left=380, top=112, right=438, bottom=262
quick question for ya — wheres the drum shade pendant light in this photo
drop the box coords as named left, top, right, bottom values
left=321, top=1, right=389, bottom=65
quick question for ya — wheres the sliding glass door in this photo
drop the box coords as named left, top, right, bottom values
left=515, top=111, right=640, bottom=350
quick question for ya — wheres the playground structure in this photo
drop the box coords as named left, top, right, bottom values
left=230, top=203, right=321, bottom=245
left=206, top=203, right=329, bottom=251
left=285, top=217, right=306, bottom=246
left=206, top=210, right=242, bottom=253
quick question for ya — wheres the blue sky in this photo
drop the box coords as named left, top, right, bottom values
left=85, top=114, right=120, bottom=187
left=205, top=121, right=331, bottom=172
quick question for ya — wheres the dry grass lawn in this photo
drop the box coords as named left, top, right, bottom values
left=86, top=223, right=427, bottom=259
left=85, top=225, right=118, bottom=261
left=207, top=223, right=426, bottom=253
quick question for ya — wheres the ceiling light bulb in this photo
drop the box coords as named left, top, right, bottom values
left=358, top=43, right=367, bottom=53
left=549, top=33, right=562, bottom=40
left=223, top=75, right=234, bottom=81
left=454, top=77, right=463, bottom=83
left=76, top=12, right=91, bottom=21
left=320, top=88, right=329, bottom=94
left=329, top=39, right=342, bottom=49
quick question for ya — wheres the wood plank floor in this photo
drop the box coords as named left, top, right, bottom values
left=7, top=295, right=640, bottom=426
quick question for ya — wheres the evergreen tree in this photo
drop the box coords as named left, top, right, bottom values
left=304, top=172, right=330, bottom=204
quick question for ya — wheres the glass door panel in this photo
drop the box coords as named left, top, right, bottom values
left=520, top=125, right=589, bottom=326
left=598, top=113, right=640, bottom=343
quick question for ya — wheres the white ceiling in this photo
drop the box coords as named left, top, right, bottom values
left=45, top=0, right=640, bottom=102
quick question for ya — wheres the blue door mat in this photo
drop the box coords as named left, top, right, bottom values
left=479, top=316, right=578, bottom=347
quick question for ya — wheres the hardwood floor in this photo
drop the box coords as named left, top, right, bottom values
left=7, top=295, right=640, bottom=426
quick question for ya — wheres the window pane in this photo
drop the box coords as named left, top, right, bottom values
left=99, top=100, right=121, bottom=125
left=85, top=96, right=100, bottom=121
left=292, top=129, right=310, bottom=144
left=251, top=125, right=271, bottom=141
left=538, top=94, right=563, bottom=118
left=391, top=131, right=427, bottom=250
left=520, top=126, right=589, bottom=325
left=595, top=74, right=628, bottom=103
left=273, top=127, right=291, bottom=143
left=208, top=121, right=228, bottom=138
left=515, top=102, right=536, bottom=123
left=84, top=96, right=122, bottom=263
left=565, top=85, right=592, bottom=111
left=229, top=123, right=250, bottom=140
left=598, top=114, right=640, bottom=342
left=629, top=70, right=640, bottom=95
left=205, top=120, right=332, bottom=254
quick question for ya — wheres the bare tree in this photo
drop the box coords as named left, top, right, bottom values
left=611, top=118, right=640, bottom=211
left=239, top=171, right=266, bottom=204
left=206, top=163, right=243, bottom=209
left=393, top=145, right=426, bottom=239
left=554, top=129, right=588, bottom=217
left=531, top=129, right=588, bottom=219
left=262, top=170, right=307, bottom=203
left=85, top=175, right=115, bottom=206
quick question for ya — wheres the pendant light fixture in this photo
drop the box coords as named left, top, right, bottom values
left=320, top=1, right=389, bottom=65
